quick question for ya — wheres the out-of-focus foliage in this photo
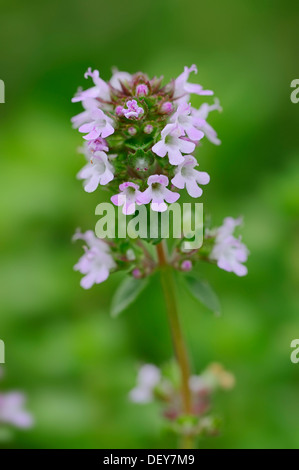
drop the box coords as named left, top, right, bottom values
left=0, top=0, right=298, bottom=449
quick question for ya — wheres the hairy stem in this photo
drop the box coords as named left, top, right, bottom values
left=156, top=241, right=194, bottom=449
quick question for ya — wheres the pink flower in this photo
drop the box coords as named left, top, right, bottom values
left=174, top=65, right=213, bottom=102
left=138, top=175, right=180, bottom=212
left=209, top=217, right=249, bottom=276
left=171, top=155, right=210, bottom=198
left=111, top=182, right=143, bottom=215
left=73, top=230, right=115, bottom=289
left=0, top=392, right=33, bottom=428
left=77, top=151, right=114, bottom=192
left=192, top=99, right=222, bottom=145
left=121, top=100, right=144, bottom=119
left=72, top=68, right=110, bottom=103
left=152, top=124, right=195, bottom=165
left=170, top=102, right=204, bottom=141
left=79, top=108, right=115, bottom=140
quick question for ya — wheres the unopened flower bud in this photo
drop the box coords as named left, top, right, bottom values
left=144, top=124, right=153, bottom=134
left=128, top=126, right=137, bottom=136
left=181, top=260, right=192, bottom=271
left=115, top=105, right=123, bottom=116
left=136, top=84, right=148, bottom=97
left=132, top=268, right=142, bottom=279
left=161, top=101, right=173, bottom=114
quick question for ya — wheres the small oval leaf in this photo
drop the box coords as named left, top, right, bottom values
left=110, top=276, right=149, bottom=317
left=184, top=274, right=221, bottom=316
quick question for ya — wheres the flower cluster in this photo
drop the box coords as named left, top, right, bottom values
left=0, top=368, right=33, bottom=434
left=129, top=362, right=235, bottom=437
left=72, top=65, right=221, bottom=214
left=174, top=216, right=249, bottom=277
left=72, top=66, right=249, bottom=288
left=208, top=217, right=249, bottom=276
left=73, top=230, right=116, bottom=289
left=73, top=228, right=157, bottom=289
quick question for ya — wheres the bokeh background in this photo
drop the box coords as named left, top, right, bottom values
left=0, top=0, right=298, bottom=449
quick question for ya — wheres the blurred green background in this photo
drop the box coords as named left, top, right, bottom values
left=0, top=0, right=298, bottom=449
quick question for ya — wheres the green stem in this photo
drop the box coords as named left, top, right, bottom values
left=156, top=241, right=194, bottom=449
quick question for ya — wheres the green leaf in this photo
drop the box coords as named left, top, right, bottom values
left=110, top=276, right=149, bottom=317
left=124, top=140, right=152, bottom=151
left=184, top=274, right=221, bottom=316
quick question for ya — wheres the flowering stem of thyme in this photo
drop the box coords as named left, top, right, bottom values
left=156, top=241, right=194, bottom=449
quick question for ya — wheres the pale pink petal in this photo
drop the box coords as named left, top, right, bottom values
left=179, top=139, right=196, bottom=154
left=164, top=189, right=180, bottom=203
left=186, top=180, right=203, bottom=198
left=99, top=169, right=114, bottom=185
left=168, top=147, right=184, bottom=165
left=101, top=123, right=115, bottom=138
left=152, top=141, right=167, bottom=157
left=111, top=194, right=123, bottom=206
left=95, top=266, right=110, bottom=284
left=217, top=258, right=232, bottom=272
left=148, top=174, right=169, bottom=186
left=198, top=90, right=214, bottom=96
left=77, top=164, right=92, bottom=180
left=72, top=87, right=99, bottom=102
left=186, top=127, right=204, bottom=141
left=83, top=128, right=100, bottom=140
left=81, top=271, right=97, bottom=289
left=151, top=201, right=167, bottom=212
left=124, top=201, right=136, bottom=215
left=184, top=83, right=204, bottom=95
left=171, top=173, right=185, bottom=189
left=236, top=247, right=248, bottom=263
left=194, top=170, right=210, bottom=185
left=79, top=122, right=93, bottom=133
left=137, top=188, right=152, bottom=205
left=233, top=262, right=248, bottom=277
left=84, top=174, right=101, bottom=192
